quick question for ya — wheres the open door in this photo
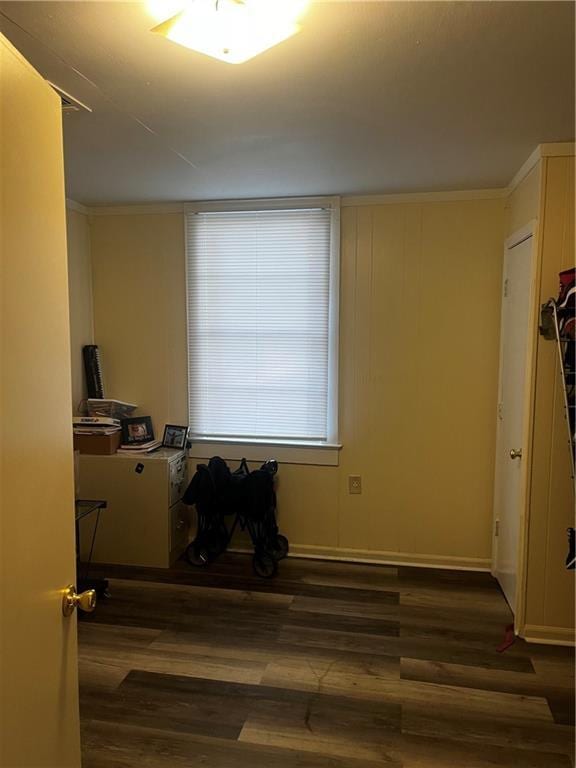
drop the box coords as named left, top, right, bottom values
left=0, top=35, right=81, bottom=767
left=492, top=223, right=538, bottom=616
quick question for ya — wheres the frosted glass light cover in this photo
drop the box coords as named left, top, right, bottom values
left=152, top=0, right=309, bottom=64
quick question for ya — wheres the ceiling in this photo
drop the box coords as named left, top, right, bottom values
left=0, top=1, right=574, bottom=204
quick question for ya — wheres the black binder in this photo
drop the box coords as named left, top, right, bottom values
left=83, top=345, right=105, bottom=399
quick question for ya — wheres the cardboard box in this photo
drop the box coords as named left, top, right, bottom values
left=73, top=431, right=121, bottom=455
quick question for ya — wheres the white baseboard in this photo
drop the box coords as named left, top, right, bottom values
left=522, top=624, right=575, bottom=647
left=229, top=543, right=491, bottom=572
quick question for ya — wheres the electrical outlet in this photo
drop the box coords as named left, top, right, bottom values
left=349, top=475, right=362, bottom=494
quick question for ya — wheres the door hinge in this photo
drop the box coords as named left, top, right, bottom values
left=495, top=520, right=500, bottom=537
left=497, top=402, right=503, bottom=421
left=503, top=278, right=509, bottom=298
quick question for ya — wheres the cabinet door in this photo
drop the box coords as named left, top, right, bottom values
left=79, top=456, right=169, bottom=567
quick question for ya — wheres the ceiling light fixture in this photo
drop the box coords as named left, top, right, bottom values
left=150, top=0, right=310, bottom=64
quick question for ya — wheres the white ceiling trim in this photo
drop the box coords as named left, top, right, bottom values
left=540, top=142, right=575, bottom=157
left=78, top=188, right=509, bottom=217
left=86, top=203, right=186, bottom=216
left=508, top=146, right=542, bottom=194
left=341, top=188, right=508, bottom=206
left=66, top=198, right=90, bottom=215
left=508, top=142, right=575, bottom=194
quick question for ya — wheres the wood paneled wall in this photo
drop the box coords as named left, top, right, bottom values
left=335, top=200, right=505, bottom=565
left=89, top=213, right=188, bottom=432
left=519, top=155, right=575, bottom=641
left=89, top=197, right=505, bottom=567
left=67, top=208, right=94, bottom=413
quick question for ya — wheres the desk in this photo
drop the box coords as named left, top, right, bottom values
left=78, top=450, right=188, bottom=568
left=75, top=499, right=109, bottom=598
left=76, top=498, right=106, bottom=522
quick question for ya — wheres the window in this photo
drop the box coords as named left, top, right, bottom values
left=185, top=199, right=339, bottom=449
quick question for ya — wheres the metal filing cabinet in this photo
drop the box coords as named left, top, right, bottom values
left=78, top=448, right=189, bottom=568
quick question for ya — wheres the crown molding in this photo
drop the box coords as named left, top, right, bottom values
left=66, top=198, right=90, bottom=215
left=87, top=202, right=185, bottom=216
left=78, top=189, right=509, bottom=216
left=540, top=141, right=575, bottom=157
left=341, top=188, right=507, bottom=206
left=508, top=142, right=575, bottom=194
left=508, top=147, right=542, bottom=193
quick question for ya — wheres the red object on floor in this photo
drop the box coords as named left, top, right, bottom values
left=497, top=623, right=516, bottom=653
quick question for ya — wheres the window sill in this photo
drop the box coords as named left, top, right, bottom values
left=187, top=438, right=342, bottom=467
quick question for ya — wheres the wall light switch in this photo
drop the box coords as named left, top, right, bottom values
left=349, top=475, right=362, bottom=494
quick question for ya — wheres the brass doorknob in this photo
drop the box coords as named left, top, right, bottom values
left=509, top=448, right=523, bottom=460
left=62, top=585, right=97, bottom=617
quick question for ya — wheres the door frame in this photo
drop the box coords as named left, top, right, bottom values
left=491, top=220, right=540, bottom=629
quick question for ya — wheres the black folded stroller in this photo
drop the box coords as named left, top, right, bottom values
left=182, top=456, right=289, bottom=578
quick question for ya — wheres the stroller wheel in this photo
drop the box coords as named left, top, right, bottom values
left=253, top=552, right=278, bottom=579
left=271, top=534, right=289, bottom=561
left=186, top=542, right=211, bottom=567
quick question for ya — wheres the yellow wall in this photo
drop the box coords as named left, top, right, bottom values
left=89, top=197, right=505, bottom=566
left=66, top=208, right=93, bottom=413
left=90, top=214, right=188, bottom=430
left=508, top=155, right=575, bottom=640
left=75, top=151, right=574, bottom=636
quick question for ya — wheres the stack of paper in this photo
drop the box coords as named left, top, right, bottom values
left=117, top=440, right=162, bottom=454
left=87, top=399, right=137, bottom=419
left=73, top=416, right=121, bottom=437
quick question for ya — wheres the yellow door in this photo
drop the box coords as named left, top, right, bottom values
left=0, top=34, right=81, bottom=768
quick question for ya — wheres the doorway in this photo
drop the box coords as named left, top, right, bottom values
left=492, top=223, right=538, bottom=616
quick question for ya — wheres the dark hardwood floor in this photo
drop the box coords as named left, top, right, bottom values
left=79, top=555, right=575, bottom=767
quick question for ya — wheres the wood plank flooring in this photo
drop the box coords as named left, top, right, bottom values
left=79, top=555, right=575, bottom=768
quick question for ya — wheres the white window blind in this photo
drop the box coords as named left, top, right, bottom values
left=186, top=206, right=336, bottom=443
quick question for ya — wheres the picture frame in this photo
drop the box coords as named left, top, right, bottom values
left=121, top=416, right=154, bottom=445
left=162, top=424, right=189, bottom=450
